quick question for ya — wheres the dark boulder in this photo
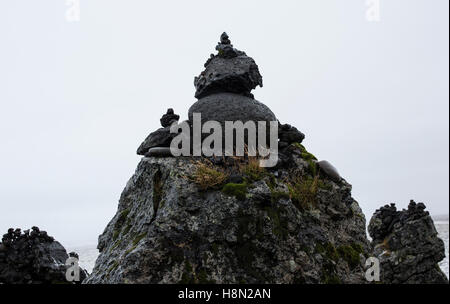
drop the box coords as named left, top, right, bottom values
left=137, top=126, right=178, bottom=155
left=160, top=108, right=180, bottom=128
left=137, top=108, right=181, bottom=156
left=278, top=123, right=305, bottom=144
left=188, top=93, right=277, bottom=151
left=188, top=93, right=276, bottom=128
left=194, top=32, right=263, bottom=99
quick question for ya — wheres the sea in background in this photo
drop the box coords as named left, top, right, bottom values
left=436, top=221, right=449, bottom=279
left=69, top=220, right=449, bottom=279
left=67, top=244, right=99, bottom=274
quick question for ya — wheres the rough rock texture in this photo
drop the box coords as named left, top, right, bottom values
left=188, top=93, right=276, bottom=128
left=368, top=201, right=448, bottom=284
left=278, top=123, right=305, bottom=145
left=137, top=126, right=178, bottom=155
left=86, top=143, right=371, bottom=284
left=160, top=108, right=180, bottom=128
left=194, top=32, right=262, bottom=99
left=0, top=227, right=87, bottom=284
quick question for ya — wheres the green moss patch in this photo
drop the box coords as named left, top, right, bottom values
left=337, top=244, right=364, bottom=269
left=325, top=243, right=339, bottom=261
left=222, top=182, right=248, bottom=200
left=263, top=206, right=288, bottom=239
left=132, top=232, right=147, bottom=246
left=107, top=261, right=119, bottom=274
left=112, top=230, right=120, bottom=241
left=117, top=208, right=130, bottom=227
left=292, top=143, right=318, bottom=176
left=270, top=190, right=290, bottom=203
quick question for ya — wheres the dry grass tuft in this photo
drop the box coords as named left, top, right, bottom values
left=190, top=159, right=229, bottom=191
left=287, top=174, right=319, bottom=211
left=239, top=156, right=266, bottom=181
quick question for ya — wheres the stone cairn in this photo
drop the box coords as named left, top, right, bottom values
left=136, top=32, right=339, bottom=178
left=368, top=200, right=448, bottom=283
left=0, top=226, right=87, bottom=284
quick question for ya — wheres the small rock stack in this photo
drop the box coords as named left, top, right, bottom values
left=368, top=200, right=448, bottom=284
left=0, top=226, right=87, bottom=284
left=136, top=108, right=181, bottom=157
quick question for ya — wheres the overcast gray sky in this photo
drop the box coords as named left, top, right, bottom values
left=0, top=0, right=448, bottom=247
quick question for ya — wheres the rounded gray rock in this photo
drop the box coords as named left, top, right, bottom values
left=145, top=147, right=173, bottom=157
left=318, top=160, right=341, bottom=182
left=188, top=92, right=276, bottom=126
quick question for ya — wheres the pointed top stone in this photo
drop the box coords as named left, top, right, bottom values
left=220, top=32, right=231, bottom=45
left=194, top=32, right=263, bottom=99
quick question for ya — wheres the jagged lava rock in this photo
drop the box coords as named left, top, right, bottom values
left=85, top=144, right=370, bottom=284
left=160, top=108, right=180, bottom=128
left=194, top=32, right=262, bottom=99
left=368, top=201, right=448, bottom=284
left=278, top=123, right=305, bottom=144
left=0, top=227, right=87, bottom=284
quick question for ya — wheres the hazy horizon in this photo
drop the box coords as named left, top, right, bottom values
left=1, top=0, right=448, bottom=247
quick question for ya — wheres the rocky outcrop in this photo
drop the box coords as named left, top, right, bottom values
left=86, top=143, right=371, bottom=284
left=0, top=227, right=88, bottom=284
left=87, top=32, right=447, bottom=285
left=369, top=201, right=448, bottom=284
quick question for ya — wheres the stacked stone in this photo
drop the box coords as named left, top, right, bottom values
left=368, top=203, right=400, bottom=242
left=368, top=200, right=448, bottom=284
left=189, top=33, right=275, bottom=136
left=136, top=108, right=181, bottom=157
left=278, top=123, right=305, bottom=148
left=138, top=33, right=307, bottom=162
left=0, top=226, right=87, bottom=284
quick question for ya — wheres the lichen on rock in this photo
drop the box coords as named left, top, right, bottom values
left=86, top=147, right=371, bottom=284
